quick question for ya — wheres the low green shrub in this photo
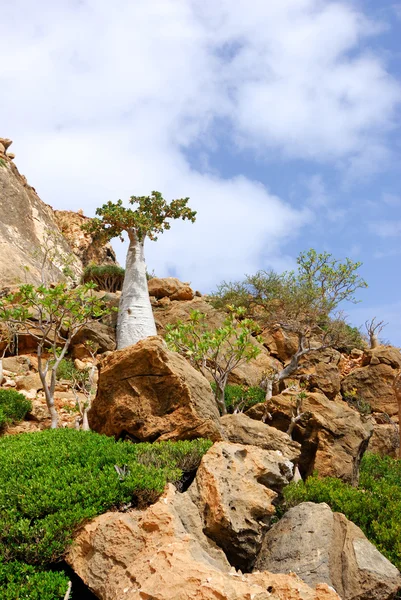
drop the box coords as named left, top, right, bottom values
left=0, top=389, right=32, bottom=431
left=282, top=453, right=401, bottom=570
left=211, top=382, right=265, bottom=413
left=0, top=429, right=212, bottom=598
left=0, top=560, right=69, bottom=600
left=82, top=263, right=125, bottom=292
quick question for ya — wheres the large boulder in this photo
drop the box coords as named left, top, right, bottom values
left=148, top=277, right=194, bottom=301
left=188, top=441, right=294, bottom=571
left=367, top=423, right=399, bottom=457
left=68, top=485, right=340, bottom=600
left=220, top=413, right=301, bottom=462
left=260, top=325, right=299, bottom=362
left=88, top=336, right=223, bottom=442
left=255, top=502, right=401, bottom=600
left=246, top=392, right=373, bottom=484
left=342, top=346, right=401, bottom=416
left=297, top=349, right=342, bottom=400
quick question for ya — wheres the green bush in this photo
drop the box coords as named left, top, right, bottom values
left=0, top=560, right=69, bottom=600
left=82, top=263, right=125, bottom=292
left=0, top=389, right=32, bottom=431
left=282, top=453, right=401, bottom=569
left=211, top=382, right=265, bottom=413
left=0, top=429, right=212, bottom=598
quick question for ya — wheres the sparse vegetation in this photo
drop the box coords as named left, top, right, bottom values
left=82, top=263, right=125, bottom=292
left=282, top=453, right=401, bottom=570
left=211, top=382, right=265, bottom=413
left=0, top=429, right=212, bottom=598
left=165, top=307, right=261, bottom=414
left=343, top=387, right=372, bottom=415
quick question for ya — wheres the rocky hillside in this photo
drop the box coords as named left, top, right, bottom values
left=0, top=138, right=115, bottom=287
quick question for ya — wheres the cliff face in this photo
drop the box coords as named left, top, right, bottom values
left=54, top=210, right=117, bottom=267
left=0, top=138, right=116, bottom=287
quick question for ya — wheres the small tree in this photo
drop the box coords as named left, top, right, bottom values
left=0, top=322, right=16, bottom=385
left=212, top=249, right=367, bottom=400
left=0, top=283, right=112, bottom=428
left=165, top=308, right=261, bottom=414
left=365, top=317, right=387, bottom=349
left=84, top=192, right=196, bottom=349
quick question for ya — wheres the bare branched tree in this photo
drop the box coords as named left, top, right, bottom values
left=365, top=317, right=388, bottom=349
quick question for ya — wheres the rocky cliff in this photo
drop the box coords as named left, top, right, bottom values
left=0, top=138, right=115, bottom=287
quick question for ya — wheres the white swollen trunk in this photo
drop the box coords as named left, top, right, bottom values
left=117, top=231, right=157, bottom=350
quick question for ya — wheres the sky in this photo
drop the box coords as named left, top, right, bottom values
left=1, top=0, right=401, bottom=344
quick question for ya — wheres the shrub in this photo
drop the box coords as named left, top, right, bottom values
left=82, top=264, right=125, bottom=292
left=0, top=560, right=69, bottom=600
left=211, top=383, right=265, bottom=413
left=343, top=389, right=371, bottom=415
left=0, top=389, right=32, bottom=431
left=0, top=429, right=212, bottom=598
left=282, top=453, right=401, bottom=570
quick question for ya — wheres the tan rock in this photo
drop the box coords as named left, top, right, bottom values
left=0, top=138, right=12, bottom=151
left=261, top=326, right=299, bottom=362
left=368, top=423, right=399, bottom=457
left=342, top=347, right=401, bottom=415
left=189, top=441, right=294, bottom=570
left=88, top=336, right=224, bottom=442
left=2, top=355, right=31, bottom=374
left=298, top=349, right=341, bottom=400
left=53, top=209, right=117, bottom=267
left=246, top=392, right=373, bottom=484
left=0, top=142, right=5, bottom=154
left=148, top=277, right=194, bottom=301
left=15, top=372, right=44, bottom=392
left=71, top=321, right=116, bottom=354
left=220, top=413, right=301, bottom=461
left=255, top=502, right=401, bottom=600
left=68, top=485, right=340, bottom=600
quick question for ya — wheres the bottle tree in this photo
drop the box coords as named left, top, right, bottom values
left=84, top=192, right=196, bottom=349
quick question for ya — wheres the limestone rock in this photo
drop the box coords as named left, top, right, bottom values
left=88, top=336, right=223, bottom=442
left=342, top=346, right=401, bottom=416
left=220, top=413, right=301, bottom=461
left=0, top=157, right=82, bottom=286
left=53, top=209, right=117, bottom=267
left=260, top=326, right=300, bottom=362
left=297, top=349, right=342, bottom=400
left=255, top=502, right=401, bottom=600
left=368, top=423, right=399, bottom=457
left=188, top=441, right=294, bottom=570
left=148, top=277, right=194, bottom=301
left=1, top=355, right=31, bottom=374
left=68, top=485, right=340, bottom=600
left=71, top=321, right=116, bottom=354
left=246, top=392, right=373, bottom=484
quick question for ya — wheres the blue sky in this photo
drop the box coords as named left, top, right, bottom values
left=1, top=0, right=400, bottom=344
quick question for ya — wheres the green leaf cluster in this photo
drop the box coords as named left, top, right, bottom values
left=211, top=382, right=265, bottom=413
left=82, top=263, right=125, bottom=292
left=0, top=390, right=32, bottom=431
left=165, top=308, right=261, bottom=413
left=83, top=191, right=196, bottom=243
left=0, top=429, right=211, bottom=597
left=0, top=560, right=69, bottom=600
left=211, top=248, right=367, bottom=347
left=282, top=453, right=401, bottom=569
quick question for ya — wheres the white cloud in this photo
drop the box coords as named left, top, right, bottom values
left=0, top=0, right=400, bottom=289
left=370, top=220, right=401, bottom=237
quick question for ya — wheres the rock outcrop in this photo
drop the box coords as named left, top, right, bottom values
left=189, top=441, right=294, bottom=570
left=53, top=210, right=117, bottom=267
left=0, top=148, right=81, bottom=286
left=342, top=346, right=401, bottom=416
left=148, top=277, right=195, bottom=301
left=255, top=502, right=401, bottom=600
left=220, top=413, right=301, bottom=462
left=68, top=485, right=341, bottom=600
left=88, top=336, right=224, bottom=442
left=246, top=392, right=373, bottom=483
left=0, top=142, right=117, bottom=287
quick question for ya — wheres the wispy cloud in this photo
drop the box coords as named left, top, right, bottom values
left=370, top=220, right=401, bottom=237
